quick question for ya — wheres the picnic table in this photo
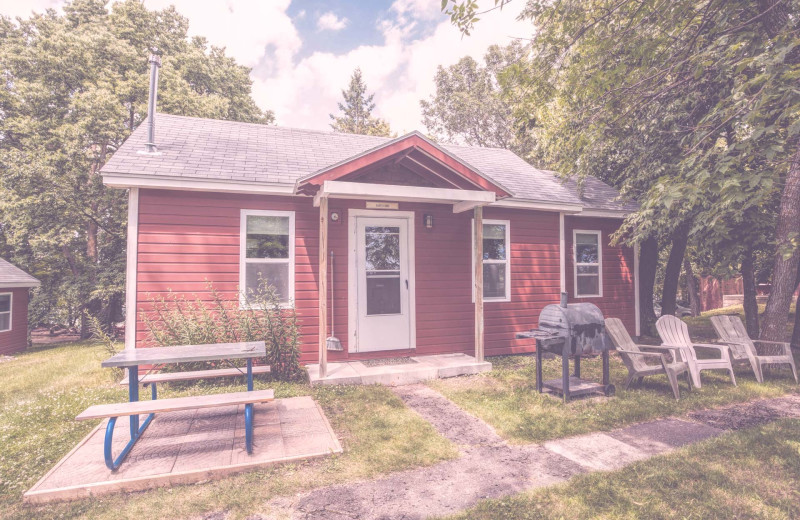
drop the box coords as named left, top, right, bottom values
left=80, top=342, right=270, bottom=471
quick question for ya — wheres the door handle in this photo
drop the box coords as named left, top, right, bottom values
left=405, top=279, right=409, bottom=290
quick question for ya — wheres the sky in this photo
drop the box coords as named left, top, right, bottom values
left=1, top=0, right=531, bottom=133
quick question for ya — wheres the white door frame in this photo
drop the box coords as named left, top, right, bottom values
left=348, top=209, right=416, bottom=353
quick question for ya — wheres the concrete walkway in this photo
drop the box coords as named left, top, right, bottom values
left=265, top=389, right=800, bottom=519
left=307, top=353, right=491, bottom=386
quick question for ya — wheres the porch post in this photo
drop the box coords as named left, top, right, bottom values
left=474, top=205, right=484, bottom=362
left=318, top=196, right=329, bottom=378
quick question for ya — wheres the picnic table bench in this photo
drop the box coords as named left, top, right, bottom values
left=119, top=365, right=272, bottom=386
left=77, top=390, right=275, bottom=469
left=78, top=341, right=270, bottom=471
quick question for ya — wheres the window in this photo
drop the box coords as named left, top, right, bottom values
left=472, top=219, right=511, bottom=302
left=573, top=230, right=602, bottom=297
left=240, top=210, right=295, bottom=307
left=0, top=293, right=10, bottom=332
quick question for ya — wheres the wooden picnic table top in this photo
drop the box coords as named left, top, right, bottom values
left=101, top=341, right=266, bottom=368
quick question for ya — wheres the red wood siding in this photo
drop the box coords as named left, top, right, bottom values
left=564, top=216, right=637, bottom=334
left=0, top=288, right=30, bottom=355
left=133, top=189, right=636, bottom=361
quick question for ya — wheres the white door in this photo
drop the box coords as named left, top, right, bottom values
left=353, top=216, right=414, bottom=352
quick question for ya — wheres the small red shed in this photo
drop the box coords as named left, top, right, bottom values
left=0, top=258, right=40, bottom=355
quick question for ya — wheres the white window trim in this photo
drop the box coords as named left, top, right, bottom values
left=471, top=219, right=511, bottom=303
left=0, top=292, right=12, bottom=333
left=239, top=209, right=296, bottom=309
left=573, top=229, right=603, bottom=298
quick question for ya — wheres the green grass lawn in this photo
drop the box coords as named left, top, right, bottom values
left=429, top=353, right=798, bottom=444
left=441, top=418, right=800, bottom=520
left=0, top=341, right=457, bottom=520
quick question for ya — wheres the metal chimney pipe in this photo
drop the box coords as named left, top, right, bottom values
left=144, top=53, right=161, bottom=153
left=560, top=291, right=568, bottom=308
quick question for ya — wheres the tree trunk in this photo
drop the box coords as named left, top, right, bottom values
left=661, top=225, right=690, bottom=316
left=741, top=247, right=760, bottom=338
left=791, top=262, right=800, bottom=348
left=761, top=145, right=800, bottom=342
left=684, top=258, right=701, bottom=317
left=638, top=236, right=659, bottom=336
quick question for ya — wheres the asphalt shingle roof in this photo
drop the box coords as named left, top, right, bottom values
left=0, top=258, right=40, bottom=287
left=102, top=113, right=635, bottom=212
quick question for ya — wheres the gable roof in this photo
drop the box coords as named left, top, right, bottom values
left=101, top=113, right=635, bottom=213
left=0, top=258, right=40, bottom=288
left=296, top=131, right=512, bottom=198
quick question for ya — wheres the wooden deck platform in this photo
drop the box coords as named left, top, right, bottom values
left=24, top=396, right=342, bottom=504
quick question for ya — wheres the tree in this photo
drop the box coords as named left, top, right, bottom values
left=330, top=68, right=393, bottom=137
left=445, top=1, right=799, bottom=339
left=0, top=0, right=274, bottom=335
left=420, top=43, right=534, bottom=156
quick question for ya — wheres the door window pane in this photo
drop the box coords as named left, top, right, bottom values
left=366, top=276, right=401, bottom=315
left=365, top=226, right=400, bottom=271
left=364, top=226, right=402, bottom=315
left=245, top=263, right=289, bottom=303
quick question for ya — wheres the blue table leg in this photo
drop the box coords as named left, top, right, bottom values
left=247, top=358, right=253, bottom=391
left=128, top=365, right=139, bottom=437
left=104, top=364, right=155, bottom=471
left=245, top=403, right=253, bottom=453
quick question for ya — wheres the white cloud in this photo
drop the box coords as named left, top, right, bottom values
left=1, top=0, right=530, bottom=133
left=316, top=11, right=348, bottom=32
left=142, top=0, right=301, bottom=70
left=256, top=1, right=530, bottom=132
left=390, top=0, right=444, bottom=22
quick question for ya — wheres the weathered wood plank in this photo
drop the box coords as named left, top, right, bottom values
left=102, top=341, right=266, bottom=367
left=119, top=366, right=271, bottom=386
left=76, top=390, right=275, bottom=421
left=318, top=196, right=328, bottom=378
left=473, top=205, right=484, bottom=362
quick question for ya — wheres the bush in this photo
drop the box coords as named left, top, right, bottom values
left=142, top=281, right=302, bottom=381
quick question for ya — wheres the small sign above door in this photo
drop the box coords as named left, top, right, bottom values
left=366, top=201, right=399, bottom=210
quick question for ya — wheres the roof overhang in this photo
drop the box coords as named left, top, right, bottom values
left=573, top=209, right=631, bottom=218
left=491, top=198, right=583, bottom=214
left=314, top=180, right=495, bottom=213
left=296, top=132, right=512, bottom=199
left=103, top=173, right=296, bottom=195
left=0, top=281, right=40, bottom=288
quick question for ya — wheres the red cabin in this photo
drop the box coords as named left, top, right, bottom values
left=102, top=114, right=640, bottom=368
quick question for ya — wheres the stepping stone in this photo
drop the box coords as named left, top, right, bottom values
left=543, top=432, right=651, bottom=471
left=608, top=418, right=722, bottom=455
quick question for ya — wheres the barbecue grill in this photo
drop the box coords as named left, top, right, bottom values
left=516, top=293, right=615, bottom=401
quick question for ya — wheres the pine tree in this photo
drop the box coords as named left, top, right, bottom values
left=329, top=68, right=392, bottom=137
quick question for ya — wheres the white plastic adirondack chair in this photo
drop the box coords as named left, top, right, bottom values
left=605, top=318, right=691, bottom=399
left=711, top=314, right=798, bottom=384
left=656, top=314, right=736, bottom=388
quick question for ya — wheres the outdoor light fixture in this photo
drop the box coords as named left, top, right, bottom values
left=424, top=214, right=433, bottom=229
left=330, top=211, right=340, bottom=222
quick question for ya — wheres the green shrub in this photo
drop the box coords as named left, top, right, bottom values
left=142, top=281, right=302, bottom=381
